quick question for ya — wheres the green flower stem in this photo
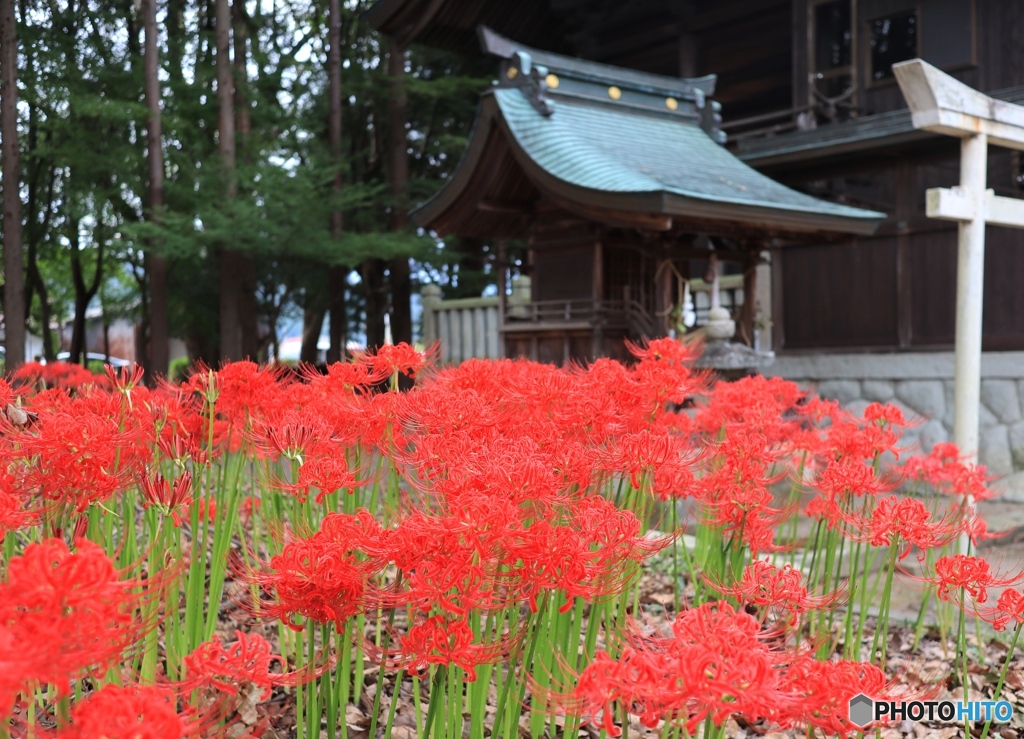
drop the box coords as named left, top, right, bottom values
left=872, top=540, right=900, bottom=668
left=980, top=621, right=1022, bottom=739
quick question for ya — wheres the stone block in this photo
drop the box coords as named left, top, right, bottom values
left=981, top=425, right=1014, bottom=477
left=994, top=470, right=1024, bottom=502
left=980, top=403, right=1000, bottom=428
left=1010, top=420, right=1024, bottom=470
left=862, top=380, right=895, bottom=402
left=943, top=381, right=956, bottom=427
left=916, top=418, right=949, bottom=454
left=815, top=380, right=861, bottom=404
left=844, top=399, right=871, bottom=419
left=981, top=379, right=1021, bottom=423
left=895, top=380, right=945, bottom=421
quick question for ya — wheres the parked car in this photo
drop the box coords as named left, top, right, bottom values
left=53, top=352, right=132, bottom=368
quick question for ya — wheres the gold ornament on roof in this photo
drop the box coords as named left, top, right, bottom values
left=506, top=66, right=518, bottom=80
left=608, top=86, right=621, bottom=100
left=545, top=74, right=559, bottom=89
left=665, top=97, right=678, bottom=110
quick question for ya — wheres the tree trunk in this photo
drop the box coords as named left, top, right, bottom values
left=143, top=0, right=169, bottom=379
left=68, top=218, right=104, bottom=366
left=215, top=0, right=243, bottom=360
left=232, top=0, right=258, bottom=359
left=300, top=307, right=324, bottom=365
left=327, top=265, right=347, bottom=363
left=326, top=0, right=346, bottom=364
left=387, top=39, right=412, bottom=346
left=362, top=259, right=387, bottom=350
left=27, top=240, right=53, bottom=361
left=1, top=0, right=25, bottom=371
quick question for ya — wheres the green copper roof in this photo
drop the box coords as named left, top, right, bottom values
left=494, top=87, right=882, bottom=223
left=413, top=29, right=885, bottom=237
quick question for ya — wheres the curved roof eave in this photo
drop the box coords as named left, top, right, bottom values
left=413, top=92, right=884, bottom=238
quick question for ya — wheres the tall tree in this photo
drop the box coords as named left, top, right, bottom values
left=233, top=0, right=258, bottom=359
left=215, top=0, right=243, bottom=360
left=1, top=0, right=25, bottom=371
left=326, top=0, right=346, bottom=364
left=143, top=0, right=169, bottom=378
left=388, top=39, right=411, bottom=346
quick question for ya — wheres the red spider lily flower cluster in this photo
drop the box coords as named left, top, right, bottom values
left=182, top=630, right=283, bottom=698
left=712, top=559, right=845, bottom=625
left=56, top=685, right=186, bottom=739
left=0, top=342, right=1019, bottom=737
left=917, top=554, right=1024, bottom=606
left=0, top=539, right=167, bottom=722
left=554, top=601, right=915, bottom=737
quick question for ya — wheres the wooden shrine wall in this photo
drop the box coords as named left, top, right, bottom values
left=777, top=148, right=1024, bottom=351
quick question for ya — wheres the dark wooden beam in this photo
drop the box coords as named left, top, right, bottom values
left=478, top=198, right=534, bottom=215
left=545, top=192, right=673, bottom=232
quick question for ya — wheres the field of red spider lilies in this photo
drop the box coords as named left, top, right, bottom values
left=1, top=339, right=1022, bottom=739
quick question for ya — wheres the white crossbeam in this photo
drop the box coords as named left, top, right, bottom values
left=927, top=187, right=1024, bottom=230
left=893, top=59, right=1024, bottom=150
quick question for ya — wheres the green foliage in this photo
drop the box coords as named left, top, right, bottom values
left=6, top=0, right=494, bottom=363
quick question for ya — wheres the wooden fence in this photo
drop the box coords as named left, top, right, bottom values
left=421, top=285, right=501, bottom=364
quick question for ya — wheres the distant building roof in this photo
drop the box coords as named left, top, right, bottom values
left=737, top=86, right=1024, bottom=170
left=414, top=29, right=884, bottom=239
left=365, top=0, right=568, bottom=54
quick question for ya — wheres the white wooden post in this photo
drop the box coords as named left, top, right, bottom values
left=953, top=132, right=987, bottom=463
left=894, top=59, right=1024, bottom=548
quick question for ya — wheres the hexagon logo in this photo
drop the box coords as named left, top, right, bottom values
left=849, top=693, right=874, bottom=728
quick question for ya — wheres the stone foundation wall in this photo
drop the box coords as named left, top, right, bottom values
left=763, top=352, right=1024, bottom=478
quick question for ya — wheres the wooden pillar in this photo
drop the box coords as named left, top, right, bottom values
left=591, top=237, right=603, bottom=359
left=497, top=240, right=508, bottom=360
left=739, top=248, right=758, bottom=346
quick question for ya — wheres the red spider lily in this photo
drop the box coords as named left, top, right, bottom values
left=980, top=588, right=1024, bottom=631
left=57, top=684, right=186, bottom=739
left=693, top=429, right=794, bottom=552
left=601, top=429, right=700, bottom=492
left=14, top=361, right=104, bottom=391
left=919, top=554, right=1024, bottom=606
left=626, top=337, right=706, bottom=410
left=157, top=428, right=209, bottom=469
left=193, top=497, right=216, bottom=524
left=360, top=341, right=434, bottom=380
left=104, top=363, right=146, bottom=398
left=272, top=442, right=362, bottom=503
left=695, top=374, right=807, bottom=442
left=250, top=510, right=384, bottom=631
left=379, top=613, right=518, bottom=682
left=301, top=359, right=386, bottom=396
left=140, top=470, right=194, bottom=525
left=209, top=361, right=289, bottom=423
left=775, top=656, right=922, bottom=737
left=560, top=602, right=790, bottom=735
left=239, top=495, right=261, bottom=520
left=712, top=559, right=846, bottom=625
left=813, top=457, right=896, bottom=498
left=6, top=387, right=154, bottom=516
left=963, top=511, right=1010, bottom=547
left=182, top=630, right=283, bottom=698
left=820, top=402, right=912, bottom=463
left=0, top=539, right=167, bottom=699
left=385, top=506, right=513, bottom=616
left=846, top=495, right=965, bottom=559
left=900, top=441, right=994, bottom=500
